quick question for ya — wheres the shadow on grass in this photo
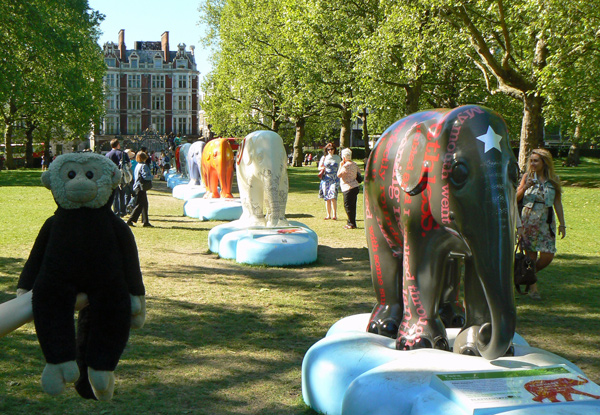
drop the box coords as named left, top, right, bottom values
left=0, top=170, right=43, bottom=187
left=556, top=160, right=600, bottom=188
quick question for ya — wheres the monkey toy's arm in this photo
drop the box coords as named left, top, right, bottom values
left=17, top=217, right=55, bottom=293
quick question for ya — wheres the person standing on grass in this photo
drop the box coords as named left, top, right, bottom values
left=105, top=138, right=131, bottom=217
left=337, top=148, right=360, bottom=229
left=516, top=148, right=566, bottom=300
left=318, top=143, right=341, bottom=220
left=128, top=151, right=154, bottom=228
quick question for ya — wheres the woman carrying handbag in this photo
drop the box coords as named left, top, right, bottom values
left=127, top=151, right=154, bottom=228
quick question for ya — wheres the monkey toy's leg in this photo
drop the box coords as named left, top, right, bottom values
left=31, top=281, right=80, bottom=395
left=81, top=287, right=131, bottom=401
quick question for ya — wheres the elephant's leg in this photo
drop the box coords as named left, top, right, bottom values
left=205, top=169, right=220, bottom=198
left=438, top=254, right=466, bottom=328
left=396, top=231, right=449, bottom=351
left=365, top=213, right=403, bottom=338
left=247, top=177, right=266, bottom=226
left=265, top=168, right=289, bottom=227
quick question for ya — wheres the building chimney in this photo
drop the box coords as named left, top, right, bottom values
left=118, top=29, right=126, bottom=61
left=190, top=45, right=195, bottom=56
left=161, top=31, right=170, bottom=62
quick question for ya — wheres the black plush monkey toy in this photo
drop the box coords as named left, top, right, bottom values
left=17, top=152, right=146, bottom=400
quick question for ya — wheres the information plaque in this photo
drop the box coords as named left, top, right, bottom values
left=431, top=364, right=600, bottom=414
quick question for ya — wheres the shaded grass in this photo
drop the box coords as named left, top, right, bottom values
left=0, top=158, right=597, bottom=414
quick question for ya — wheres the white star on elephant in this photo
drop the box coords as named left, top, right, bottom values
left=476, top=126, right=503, bottom=153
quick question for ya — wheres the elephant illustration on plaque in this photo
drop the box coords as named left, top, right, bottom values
left=201, top=138, right=234, bottom=198
left=236, top=130, right=290, bottom=227
left=364, top=105, right=520, bottom=360
left=524, top=376, right=600, bottom=403
left=187, top=141, right=206, bottom=186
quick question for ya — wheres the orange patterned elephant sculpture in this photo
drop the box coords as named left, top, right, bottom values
left=201, top=138, right=234, bottom=198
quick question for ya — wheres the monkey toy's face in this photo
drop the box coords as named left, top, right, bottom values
left=42, top=153, right=121, bottom=210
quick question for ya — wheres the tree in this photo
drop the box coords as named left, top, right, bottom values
left=426, top=0, right=600, bottom=167
left=0, top=0, right=105, bottom=169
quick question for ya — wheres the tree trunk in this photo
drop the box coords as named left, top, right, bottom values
left=360, top=108, right=370, bottom=162
left=292, top=117, right=306, bottom=167
left=4, top=123, right=15, bottom=170
left=517, top=93, right=544, bottom=169
left=405, top=78, right=422, bottom=115
left=271, top=118, right=281, bottom=133
left=339, top=104, right=352, bottom=149
left=25, top=123, right=36, bottom=168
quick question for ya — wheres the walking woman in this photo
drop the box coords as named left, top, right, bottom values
left=127, top=151, right=154, bottom=228
left=318, top=143, right=341, bottom=220
left=516, top=148, right=566, bottom=299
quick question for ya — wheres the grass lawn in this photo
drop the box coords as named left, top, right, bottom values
left=0, top=157, right=598, bottom=414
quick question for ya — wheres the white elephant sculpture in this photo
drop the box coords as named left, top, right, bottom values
left=179, top=143, right=191, bottom=179
left=187, top=141, right=206, bottom=186
left=236, top=130, right=289, bottom=227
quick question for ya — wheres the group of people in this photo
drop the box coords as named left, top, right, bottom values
left=105, top=139, right=154, bottom=228
left=318, top=143, right=567, bottom=300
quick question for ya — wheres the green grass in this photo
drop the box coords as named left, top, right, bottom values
left=0, top=158, right=598, bottom=414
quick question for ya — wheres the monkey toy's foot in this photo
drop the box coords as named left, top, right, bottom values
left=367, top=304, right=402, bottom=338
left=438, top=301, right=466, bottom=328
left=41, top=361, right=80, bottom=396
left=396, top=318, right=449, bottom=352
left=88, top=368, right=116, bottom=401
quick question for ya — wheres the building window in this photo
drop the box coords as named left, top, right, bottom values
left=127, top=95, right=141, bottom=110
left=174, top=117, right=187, bottom=135
left=176, top=95, right=188, bottom=111
left=105, top=117, right=119, bottom=134
left=105, top=94, right=118, bottom=110
left=128, top=116, right=141, bottom=134
left=104, top=74, right=119, bottom=88
left=176, top=59, right=187, bottom=69
left=152, top=117, right=165, bottom=134
left=127, top=74, right=141, bottom=88
left=176, top=75, right=187, bottom=89
left=105, top=58, right=116, bottom=67
left=152, top=95, right=164, bottom=110
left=154, top=54, right=163, bottom=68
left=152, top=75, right=165, bottom=89
left=130, top=57, right=139, bottom=69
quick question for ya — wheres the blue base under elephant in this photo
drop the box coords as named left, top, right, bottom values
left=302, top=314, right=600, bottom=415
left=208, top=220, right=318, bottom=266
left=183, top=198, right=243, bottom=221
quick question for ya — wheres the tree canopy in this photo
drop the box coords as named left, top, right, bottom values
left=199, top=0, right=599, bottom=168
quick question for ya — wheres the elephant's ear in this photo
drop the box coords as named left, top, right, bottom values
left=396, top=123, right=431, bottom=196
left=238, top=136, right=253, bottom=166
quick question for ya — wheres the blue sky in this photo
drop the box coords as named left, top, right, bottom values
left=88, top=0, right=213, bottom=79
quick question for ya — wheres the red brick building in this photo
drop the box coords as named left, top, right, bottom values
left=93, top=30, right=200, bottom=151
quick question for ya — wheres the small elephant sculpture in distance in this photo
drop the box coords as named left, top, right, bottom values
left=364, top=105, right=519, bottom=360
left=187, top=141, right=206, bottom=186
left=236, top=130, right=289, bottom=227
left=201, top=138, right=234, bottom=198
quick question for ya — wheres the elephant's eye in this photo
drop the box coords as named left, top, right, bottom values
left=450, top=162, right=469, bottom=188
left=86, top=171, right=94, bottom=179
left=68, top=170, right=77, bottom=179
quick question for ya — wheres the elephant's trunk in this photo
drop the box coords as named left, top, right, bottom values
left=467, top=202, right=516, bottom=360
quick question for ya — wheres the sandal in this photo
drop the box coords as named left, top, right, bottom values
left=324, top=217, right=331, bottom=220
left=528, top=291, right=542, bottom=300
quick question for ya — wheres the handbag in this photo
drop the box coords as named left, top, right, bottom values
left=514, top=239, right=537, bottom=294
left=356, top=170, right=363, bottom=183
left=318, top=168, right=325, bottom=179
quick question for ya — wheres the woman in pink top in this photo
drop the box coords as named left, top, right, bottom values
left=337, top=148, right=360, bottom=229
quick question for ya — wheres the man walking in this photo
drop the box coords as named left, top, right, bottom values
left=105, top=139, right=131, bottom=217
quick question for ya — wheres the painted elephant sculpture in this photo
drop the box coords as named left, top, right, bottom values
left=364, top=105, right=519, bottom=360
left=201, top=138, right=234, bottom=198
left=524, top=376, right=600, bottom=402
left=178, top=143, right=191, bottom=179
left=187, top=141, right=206, bottom=186
left=236, top=130, right=289, bottom=227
